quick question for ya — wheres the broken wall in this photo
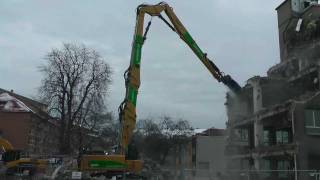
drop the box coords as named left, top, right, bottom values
left=278, top=4, right=320, bottom=61
left=261, top=79, right=307, bottom=107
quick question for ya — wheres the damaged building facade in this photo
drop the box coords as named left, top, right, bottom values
left=225, top=0, right=320, bottom=179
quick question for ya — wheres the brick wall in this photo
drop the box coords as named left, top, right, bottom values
left=0, top=111, right=31, bottom=150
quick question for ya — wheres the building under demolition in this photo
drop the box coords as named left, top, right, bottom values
left=225, top=0, right=320, bottom=180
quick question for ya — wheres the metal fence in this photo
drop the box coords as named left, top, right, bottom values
left=228, top=170, right=320, bottom=180
left=145, top=169, right=320, bottom=180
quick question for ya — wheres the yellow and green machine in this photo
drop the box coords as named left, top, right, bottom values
left=0, top=137, right=47, bottom=176
left=80, top=2, right=240, bottom=177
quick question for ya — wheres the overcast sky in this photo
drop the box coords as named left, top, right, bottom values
left=0, top=0, right=283, bottom=128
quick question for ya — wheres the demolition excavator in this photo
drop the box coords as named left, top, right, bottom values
left=0, top=137, right=47, bottom=176
left=80, top=2, right=240, bottom=177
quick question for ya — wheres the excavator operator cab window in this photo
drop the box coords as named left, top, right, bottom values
left=2, top=150, right=21, bottom=163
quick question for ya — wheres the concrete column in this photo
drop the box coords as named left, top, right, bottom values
left=248, top=78, right=263, bottom=147
left=317, top=66, right=320, bottom=90
left=250, top=79, right=263, bottom=113
left=248, top=78, right=264, bottom=172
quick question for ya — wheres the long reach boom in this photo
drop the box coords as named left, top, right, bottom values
left=118, top=2, right=241, bottom=156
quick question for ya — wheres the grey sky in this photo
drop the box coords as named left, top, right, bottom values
left=0, top=0, right=283, bottom=128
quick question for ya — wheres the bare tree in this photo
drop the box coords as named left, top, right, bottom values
left=100, top=113, right=120, bottom=149
left=39, top=43, right=112, bottom=154
left=159, top=116, right=193, bottom=164
left=136, top=116, right=193, bottom=164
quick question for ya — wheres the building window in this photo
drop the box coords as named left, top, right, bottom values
left=239, top=129, right=248, bottom=142
left=198, top=161, right=210, bottom=170
left=240, top=159, right=250, bottom=170
left=305, top=109, right=320, bottom=135
left=276, top=130, right=289, bottom=144
left=263, top=130, right=270, bottom=146
left=261, top=159, right=271, bottom=178
left=277, top=160, right=291, bottom=178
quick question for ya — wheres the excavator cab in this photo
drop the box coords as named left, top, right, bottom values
left=0, top=137, right=47, bottom=176
left=2, top=150, right=38, bottom=176
left=2, top=150, right=22, bottom=163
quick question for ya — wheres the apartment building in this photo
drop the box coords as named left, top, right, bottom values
left=0, top=88, right=60, bottom=155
